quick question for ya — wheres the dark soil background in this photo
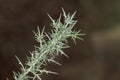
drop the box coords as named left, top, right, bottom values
left=0, top=0, right=120, bottom=80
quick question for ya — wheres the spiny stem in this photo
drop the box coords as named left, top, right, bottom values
left=11, top=8, right=84, bottom=80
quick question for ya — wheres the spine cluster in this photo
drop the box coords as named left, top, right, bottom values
left=11, top=8, right=83, bottom=80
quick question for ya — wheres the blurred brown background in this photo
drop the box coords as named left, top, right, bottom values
left=0, top=0, right=120, bottom=80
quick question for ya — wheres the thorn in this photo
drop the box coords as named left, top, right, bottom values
left=47, top=13, right=55, bottom=23
left=71, top=11, right=77, bottom=19
left=62, top=8, right=67, bottom=18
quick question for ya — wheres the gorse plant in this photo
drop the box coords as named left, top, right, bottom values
left=9, top=8, right=84, bottom=80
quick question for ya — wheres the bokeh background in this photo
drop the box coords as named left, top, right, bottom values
left=0, top=0, right=120, bottom=80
